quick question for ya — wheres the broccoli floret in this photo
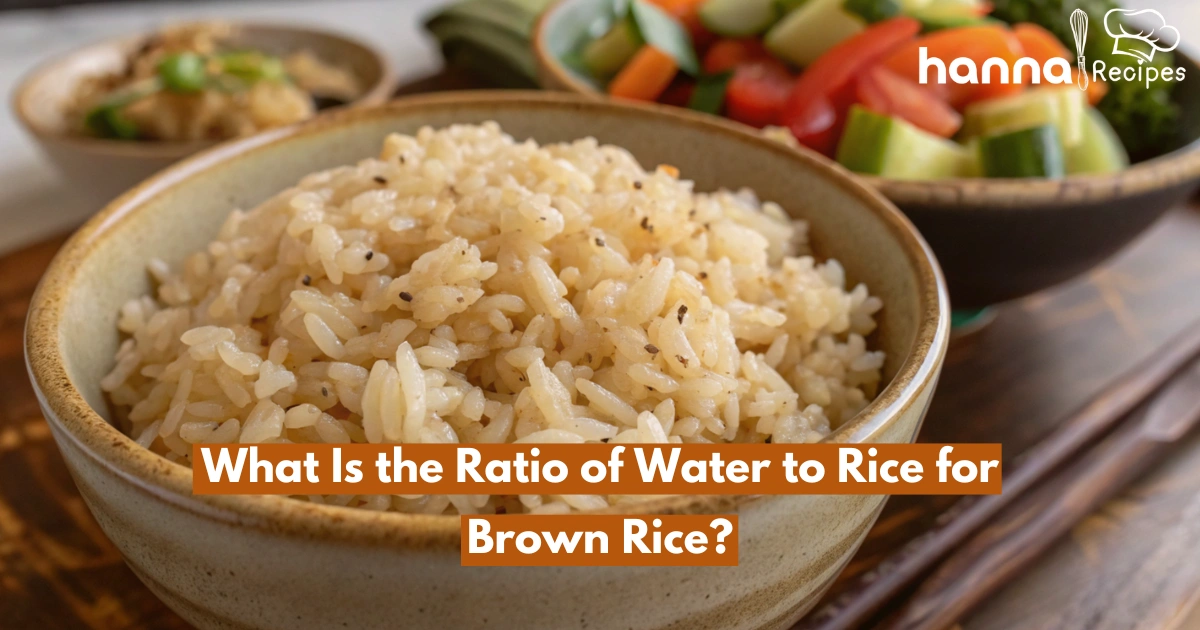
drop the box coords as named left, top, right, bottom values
left=990, top=0, right=1180, bottom=159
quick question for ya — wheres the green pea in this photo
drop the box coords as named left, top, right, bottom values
left=158, top=53, right=207, bottom=93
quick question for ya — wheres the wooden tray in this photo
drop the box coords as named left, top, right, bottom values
left=5, top=76, right=1200, bottom=629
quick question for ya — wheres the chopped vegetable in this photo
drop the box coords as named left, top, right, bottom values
left=909, top=0, right=995, bottom=31
left=84, top=104, right=140, bottom=139
left=218, top=51, right=287, bottom=83
left=1011, top=23, right=1107, bottom=107
left=855, top=66, right=962, bottom=137
left=158, top=52, right=207, bottom=93
left=724, top=59, right=792, bottom=127
left=583, top=21, right=644, bottom=77
left=1066, top=107, right=1129, bottom=175
left=648, top=0, right=717, bottom=52
left=882, top=25, right=1024, bottom=108
left=82, top=77, right=162, bottom=139
left=562, top=0, right=1159, bottom=180
left=698, top=0, right=780, bottom=37
left=660, top=79, right=698, bottom=107
left=837, top=105, right=974, bottom=178
left=844, top=0, right=902, bottom=24
left=763, top=0, right=867, bottom=67
left=990, top=0, right=1177, bottom=159
left=1011, top=22, right=1067, bottom=64
left=608, top=45, right=680, bottom=100
left=962, top=87, right=1084, bottom=148
left=702, top=38, right=768, bottom=74
left=780, top=17, right=921, bottom=154
left=978, top=124, right=1065, bottom=178
left=687, top=71, right=732, bottom=114
left=629, top=0, right=701, bottom=75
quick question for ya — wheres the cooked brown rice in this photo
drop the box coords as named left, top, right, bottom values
left=103, top=123, right=885, bottom=514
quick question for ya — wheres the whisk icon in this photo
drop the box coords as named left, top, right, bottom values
left=1071, top=9, right=1089, bottom=90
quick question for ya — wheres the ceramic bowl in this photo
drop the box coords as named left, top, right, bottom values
left=532, top=0, right=1200, bottom=308
left=13, top=22, right=397, bottom=204
left=26, top=92, right=950, bottom=630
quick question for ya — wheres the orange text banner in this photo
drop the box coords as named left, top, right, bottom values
left=192, top=443, right=1001, bottom=495
left=460, top=515, right=739, bottom=566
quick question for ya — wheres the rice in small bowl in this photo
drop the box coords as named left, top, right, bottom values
left=27, top=93, right=949, bottom=630
left=102, top=122, right=885, bottom=515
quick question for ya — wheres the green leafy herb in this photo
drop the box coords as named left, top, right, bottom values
left=688, top=72, right=732, bottom=114
left=843, top=0, right=901, bottom=24
left=157, top=53, right=207, bottom=93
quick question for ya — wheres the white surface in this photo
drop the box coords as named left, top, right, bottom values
left=0, top=0, right=1195, bottom=255
left=0, top=0, right=449, bottom=255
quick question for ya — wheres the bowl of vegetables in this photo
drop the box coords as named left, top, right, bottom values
left=533, top=0, right=1200, bottom=308
left=14, top=22, right=396, bottom=203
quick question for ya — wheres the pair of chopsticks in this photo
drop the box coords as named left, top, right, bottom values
left=797, top=321, right=1200, bottom=630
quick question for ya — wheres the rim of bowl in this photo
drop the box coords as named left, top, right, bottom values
left=532, top=0, right=1200, bottom=211
left=11, top=21, right=399, bottom=159
left=26, top=91, right=951, bottom=549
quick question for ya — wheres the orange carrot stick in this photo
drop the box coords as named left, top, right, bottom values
left=608, top=46, right=679, bottom=102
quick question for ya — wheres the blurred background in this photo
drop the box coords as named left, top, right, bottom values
left=0, top=0, right=453, bottom=255
left=0, top=0, right=1195, bottom=257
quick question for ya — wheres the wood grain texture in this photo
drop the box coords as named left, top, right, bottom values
left=2, top=121, right=1199, bottom=629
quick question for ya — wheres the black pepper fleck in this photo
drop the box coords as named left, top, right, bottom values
left=677, top=304, right=688, bottom=324
left=644, top=344, right=659, bottom=354
left=595, top=237, right=606, bottom=247
left=321, top=387, right=329, bottom=397
left=640, top=217, right=653, bottom=233
left=676, top=355, right=689, bottom=367
left=699, top=271, right=708, bottom=279
left=373, top=175, right=388, bottom=184
left=399, top=291, right=413, bottom=302
left=456, top=296, right=464, bottom=303
left=633, top=181, right=643, bottom=189
left=301, top=275, right=311, bottom=286
left=364, top=251, right=374, bottom=261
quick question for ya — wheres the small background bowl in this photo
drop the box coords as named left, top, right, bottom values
left=533, top=0, right=1200, bottom=308
left=27, top=92, right=949, bottom=630
left=12, top=22, right=397, bottom=204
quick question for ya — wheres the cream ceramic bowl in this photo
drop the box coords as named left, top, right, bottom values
left=26, top=92, right=950, bottom=630
left=13, top=22, right=397, bottom=203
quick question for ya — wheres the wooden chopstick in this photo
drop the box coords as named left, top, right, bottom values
left=797, top=320, right=1200, bottom=630
left=887, top=356, right=1200, bottom=630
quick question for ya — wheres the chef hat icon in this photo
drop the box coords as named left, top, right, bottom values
left=1104, top=9, right=1181, bottom=64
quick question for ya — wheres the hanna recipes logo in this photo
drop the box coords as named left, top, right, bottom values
left=918, top=8, right=1185, bottom=91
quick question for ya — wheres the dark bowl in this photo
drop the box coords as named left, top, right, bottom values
left=862, top=52, right=1200, bottom=308
left=532, top=0, right=1200, bottom=308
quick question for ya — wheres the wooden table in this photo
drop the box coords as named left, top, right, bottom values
left=2, top=178, right=1199, bottom=629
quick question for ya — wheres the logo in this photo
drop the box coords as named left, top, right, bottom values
left=1102, top=9, right=1180, bottom=64
left=918, top=8, right=1186, bottom=91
